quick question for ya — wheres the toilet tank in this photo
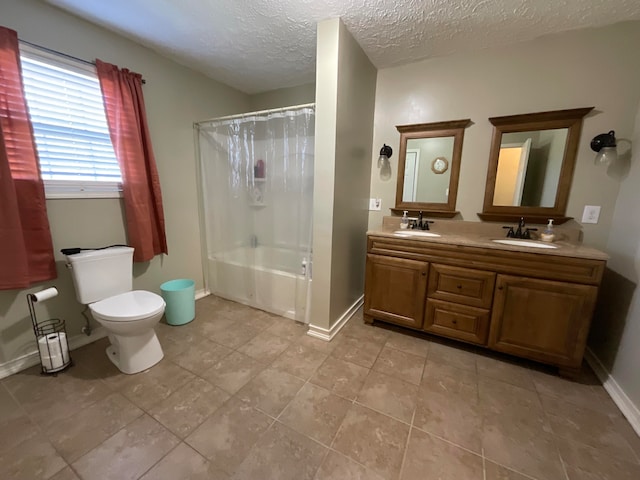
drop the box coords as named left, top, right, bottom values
left=66, top=246, right=134, bottom=304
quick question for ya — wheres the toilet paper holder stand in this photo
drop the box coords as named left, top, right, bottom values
left=27, top=291, right=72, bottom=375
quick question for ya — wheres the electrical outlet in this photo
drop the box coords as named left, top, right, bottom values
left=369, top=198, right=382, bottom=211
left=581, top=205, right=601, bottom=224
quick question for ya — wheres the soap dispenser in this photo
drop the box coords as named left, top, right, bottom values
left=400, top=211, right=409, bottom=229
left=540, top=219, right=555, bottom=242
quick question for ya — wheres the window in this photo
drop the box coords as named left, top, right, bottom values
left=19, top=44, right=122, bottom=198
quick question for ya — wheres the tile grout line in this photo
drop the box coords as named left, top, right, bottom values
left=66, top=462, right=83, bottom=480
left=234, top=336, right=331, bottom=479
left=398, top=407, right=417, bottom=480
left=258, top=378, right=329, bottom=480
left=134, top=440, right=183, bottom=480
left=533, top=370, right=574, bottom=480
left=352, top=398, right=414, bottom=428
left=1, top=370, right=119, bottom=479
left=410, top=423, right=484, bottom=458
left=307, top=326, right=408, bottom=479
left=320, top=389, right=392, bottom=479
left=558, top=453, right=571, bottom=480
left=474, top=355, right=557, bottom=480
left=118, top=307, right=282, bottom=478
left=183, top=310, right=306, bottom=478
left=482, top=448, right=486, bottom=480
left=415, top=387, right=541, bottom=480
left=287, top=371, right=341, bottom=479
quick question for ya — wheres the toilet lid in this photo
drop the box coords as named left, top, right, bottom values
left=90, top=291, right=165, bottom=322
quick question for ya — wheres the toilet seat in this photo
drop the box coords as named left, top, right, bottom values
left=90, top=290, right=165, bottom=322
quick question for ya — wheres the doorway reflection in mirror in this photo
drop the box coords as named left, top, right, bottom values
left=493, top=128, right=568, bottom=208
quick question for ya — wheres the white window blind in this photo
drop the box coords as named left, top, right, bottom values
left=19, top=44, right=122, bottom=198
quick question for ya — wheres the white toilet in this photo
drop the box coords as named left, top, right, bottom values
left=65, top=246, right=165, bottom=374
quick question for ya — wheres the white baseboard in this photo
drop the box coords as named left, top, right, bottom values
left=195, top=288, right=210, bottom=300
left=585, top=347, right=640, bottom=437
left=0, top=327, right=108, bottom=380
left=307, top=295, right=363, bottom=342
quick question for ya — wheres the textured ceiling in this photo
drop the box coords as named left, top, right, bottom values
left=45, top=0, right=640, bottom=94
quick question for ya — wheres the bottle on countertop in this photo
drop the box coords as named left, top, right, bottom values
left=400, top=211, right=409, bottom=229
left=540, top=219, right=555, bottom=242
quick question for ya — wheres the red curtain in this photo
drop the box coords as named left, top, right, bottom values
left=0, top=27, right=56, bottom=290
left=96, top=59, right=167, bottom=262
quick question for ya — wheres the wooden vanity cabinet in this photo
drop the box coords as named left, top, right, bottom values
left=363, top=234, right=605, bottom=372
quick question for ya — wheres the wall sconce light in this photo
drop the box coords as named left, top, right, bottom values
left=590, top=130, right=617, bottom=166
left=378, top=144, right=392, bottom=180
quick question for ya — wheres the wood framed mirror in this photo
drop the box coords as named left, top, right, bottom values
left=392, top=119, right=471, bottom=217
left=478, top=107, right=593, bottom=225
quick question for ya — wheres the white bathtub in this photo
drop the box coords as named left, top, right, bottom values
left=207, top=246, right=311, bottom=322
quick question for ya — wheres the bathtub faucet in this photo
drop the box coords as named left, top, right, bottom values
left=250, top=234, right=258, bottom=248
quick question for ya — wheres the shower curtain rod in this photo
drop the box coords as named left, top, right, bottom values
left=195, top=102, right=315, bottom=126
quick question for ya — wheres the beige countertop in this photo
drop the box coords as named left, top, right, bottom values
left=367, top=228, right=609, bottom=261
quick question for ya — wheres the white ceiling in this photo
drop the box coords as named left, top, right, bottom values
left=45, top=0, right=640, bottom=94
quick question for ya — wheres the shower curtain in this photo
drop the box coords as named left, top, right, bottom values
left=196, top=105, right=314, bottom=322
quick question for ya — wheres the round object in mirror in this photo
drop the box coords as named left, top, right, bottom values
left=431, top=156, right=449, bottom=174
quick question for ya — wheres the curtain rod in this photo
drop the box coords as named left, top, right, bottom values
left=18, top=39, right=147, bottom=84
left=195, top=102, right=315, bottom=126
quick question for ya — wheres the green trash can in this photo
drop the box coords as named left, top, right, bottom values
left=160, top=279, right=195, bottom=326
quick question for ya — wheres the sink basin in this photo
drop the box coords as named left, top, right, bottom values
left=492, top=239, right=558, bottom=249
left=394, top=230, right=441, bottom=238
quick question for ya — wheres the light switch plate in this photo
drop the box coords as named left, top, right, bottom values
left=369, top=198, right=382, bottom=211
left=581, top=205, right=601, bottom=224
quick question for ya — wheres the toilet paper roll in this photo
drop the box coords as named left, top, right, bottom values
left=33, top=287, right=58, bottom=302
left=38, top=333, right=69, bottom=370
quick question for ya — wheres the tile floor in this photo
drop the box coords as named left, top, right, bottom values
left=1, top=294, right=639, bottom=480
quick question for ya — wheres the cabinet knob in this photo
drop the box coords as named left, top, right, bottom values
left=457, top=284, right=462, bottom=289
left=422, top=271, right=427, bottom=276
left=498, top=286, right=503, bottom=290
left=452, top=319, right=457, bottom=324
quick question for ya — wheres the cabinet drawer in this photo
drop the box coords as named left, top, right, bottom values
left=428, top=264, right=495, bottom=308
left=424, top=299, right=490, bottom=345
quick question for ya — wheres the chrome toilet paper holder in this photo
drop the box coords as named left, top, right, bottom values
left=27, top=287, right=72, bottom=375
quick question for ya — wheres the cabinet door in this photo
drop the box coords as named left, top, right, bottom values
left=364, top=254, right=428, bottom=329
left=489, top=275, right=597, bottom=367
